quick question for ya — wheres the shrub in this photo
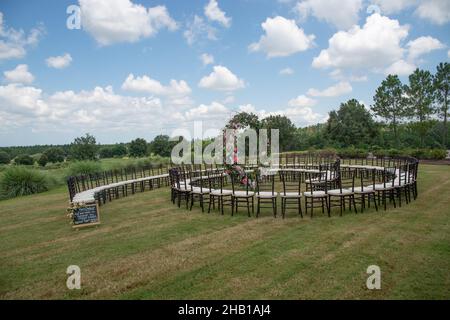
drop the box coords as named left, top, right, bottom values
left=66, top=161, right=102, bottom=177
left=14, top=154, right=34, bottom=165
left=129, top=138, right=148, bottom=157
left=0, top=151, right=10, bottom=164
left=112, top=144, right=128, bottom=157
left=0, top=167, right=51, bottom=198
left=427, top=149, right=447, bottom=160
left=44, top=147, right=65, bottom=163
left=337, top=147, right=367, bottom=158
left=99, top=146, right=114, bottom=159
left=38, top=154, right=48, bottom=167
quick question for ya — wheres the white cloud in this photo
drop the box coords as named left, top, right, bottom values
left=329, top=69, right=368, bottom=82
left=279, top=67, right=294, bottom=75
left=448, top=49, right=450, bottom=58
left=185, top=101, right=229, bottom=120
left=46, top=53, right=72, bottom=69
left=198, top=65, right=245, bottom=91
left=307, top=81, right=352, bottom=97
left=222, top=95, right=235, bottom=104
left=0, top=83, right=191, bottom=133
left=313, top=14, right=409, bottom=72
left=184, top=15, right=217, bottom=45
left=407, top=36, right=445, bottom=61
left=249, top=16, right=315, bottom=58
left=284, top=105, right=325, bottom=124
left=294, top=0, right=362, bottom=30
left=415, top=0, right=450, bottom=25
left=3, top=64, right=34, bottom=84
left=204, top=0, right=231, bottom=28
left=288, top=95, right=317, bottom=107
left=0, top=84, right=47, bottom=115
left=121, top=74, right=191, bottom=97
left=0, top=12, right=44, bottom=61
left=239, top=104, right=257, bottom=113
left=200, top=53, right=214, bottom=66
left=370, top=0, right=417, bottom=14
left=384, top=59, right=416, bottom=76
left=79, top=0, right=177, bottom=46
left=239, top=103, right=324, bottom=126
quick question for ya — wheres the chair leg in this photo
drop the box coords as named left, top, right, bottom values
left=273, top=198, right=277, bottom=218
left=256, top=198, right=260, bottom=217
left=189, top=193, right=194, bottom=211
left=208, top=195, right=212, bottom=213
left=252, top=197, right=254, bottom=214
left=200, top=194, right=204, bottom=212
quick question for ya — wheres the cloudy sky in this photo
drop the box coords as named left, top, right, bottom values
left=0, top=0, right=449, bottom=146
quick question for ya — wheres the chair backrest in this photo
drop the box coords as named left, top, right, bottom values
left=359, top=168, right=376, bottom=191
left=279, top=170, right=301, bottom=195
left=230, top=171, right=250, bottom=195
left=339, top=167, right=355, bottom=192
left=256, top=170, right=275, bottom=195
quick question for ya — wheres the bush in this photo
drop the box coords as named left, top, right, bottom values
left=112, top=144, right=128, bottom=157
left=337, top=147, right=367, bottom=158
left=0, top=167, right=51, bottom=198
left=14, top=154, right=34, bottom=165
left=427, top=149, right=447, bottom=160
left=129, top=138, right=148, bottom=157
left=99, top=146, right=114, bottom=159
left=66, top=161, right=103, bottom=177
left=38, top=154, right=48, bottom=167
left=44, top=147, right=65, bottom=163
left=0, top=151, right=10, bottom=164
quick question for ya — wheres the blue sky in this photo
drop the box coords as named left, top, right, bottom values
left=0, top=0, right=449, bottom=146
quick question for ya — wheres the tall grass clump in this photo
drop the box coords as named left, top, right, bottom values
left=0, top=167, right=52, bottom=199
left=66, top=161, right=103, bottom=177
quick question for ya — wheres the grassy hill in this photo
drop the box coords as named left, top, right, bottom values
left=0, top=164, right=449, bottom=299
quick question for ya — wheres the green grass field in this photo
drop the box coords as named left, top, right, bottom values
left=0, top=164, right=449, bottom=299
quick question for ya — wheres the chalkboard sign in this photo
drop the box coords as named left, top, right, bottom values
left=72, top=203, right=100, bottom=228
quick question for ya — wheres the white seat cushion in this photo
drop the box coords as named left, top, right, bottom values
left=233, top=190, right=255, bottom=197
left=191, top=187, right=210, bottom=194
left=367, top=183, right=393, bottom=191
left=256, top=191, right=278, bottom=198
left=354, top=186, right=375, bottom=194
left=304, top=190, right=327, bottom=197
left=210, top=189, right=232, bottom=196
left=328, top=189, right=353, bottom=196
left=280, top=192, right=302, bottom=198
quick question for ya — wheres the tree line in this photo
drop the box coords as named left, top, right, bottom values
left=0, top=134, right=177, bottom=166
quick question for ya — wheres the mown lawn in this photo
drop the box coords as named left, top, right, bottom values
left=0, top=164, right=449, bottom=299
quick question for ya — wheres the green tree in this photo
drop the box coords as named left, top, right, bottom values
left=43, top=147, right=65, bottom=163
left=326, top=99, right=378, bottom=147
left=226, top=112, right=261, bottom=130
left=149, top=135, right=174, bottom=157
left=15, top=154, right=34, bottom=165
left=404, top=69, right=435, bottom=147
left=111, top=144, right=128, bottom=157
left=99, top=146, right=114, bottom=159
left=372, top=74, right=407, bottom=147
left=0, top=151, right=10, bottom=164
left=70, top=133, right=97, bottom=160
left=260, top=115, right=297, bottom=152
left=433, top=62, right=450, bottom=147
left=129, top=138, right=148, bottom=157
left=38, top=154, right=48, bottom=167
